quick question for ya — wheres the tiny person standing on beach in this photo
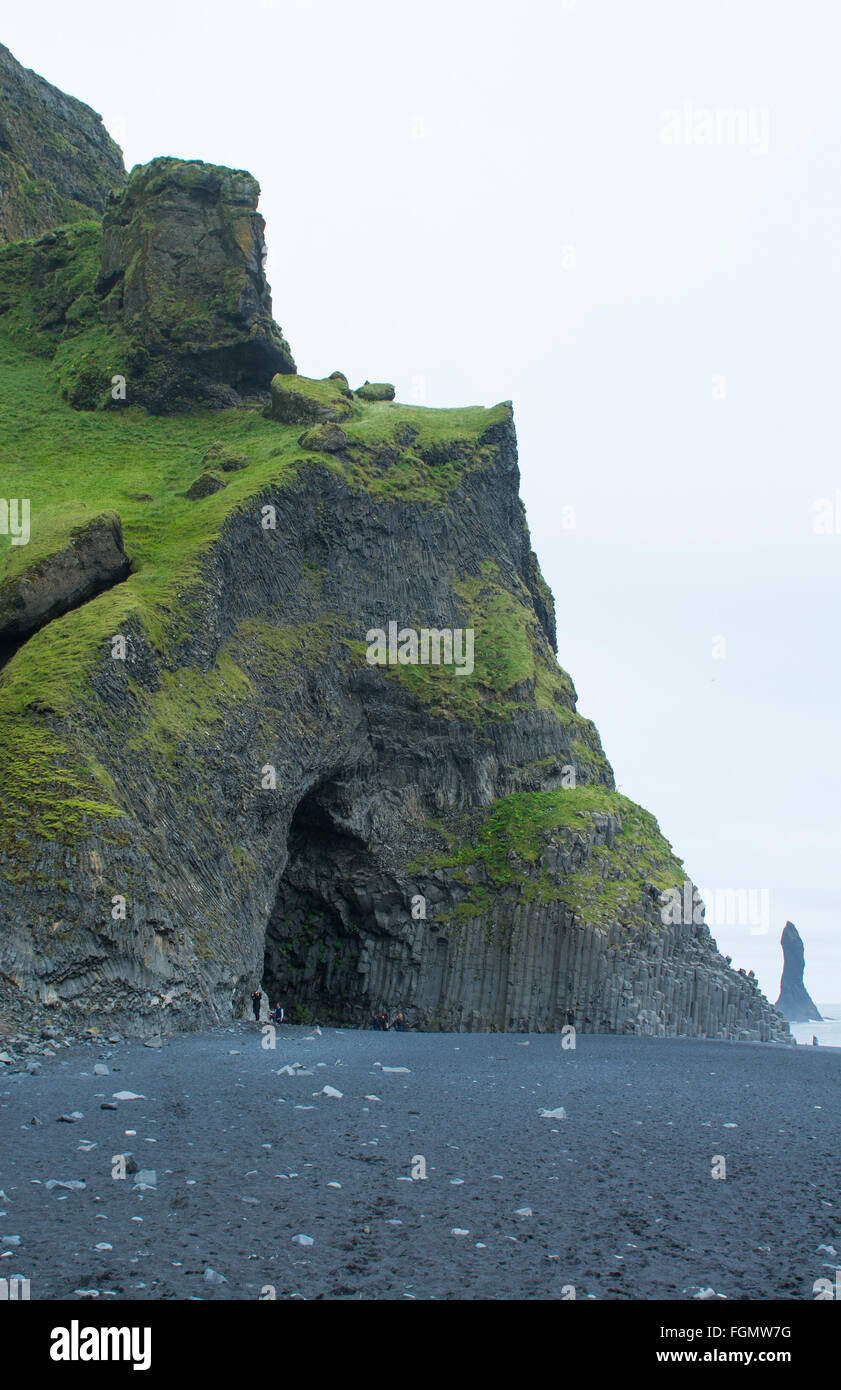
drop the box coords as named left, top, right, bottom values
left=251, top=988, right=262, bottom=1024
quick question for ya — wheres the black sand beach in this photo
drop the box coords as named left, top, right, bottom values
left=1, top=1028, right=838, bottom=1301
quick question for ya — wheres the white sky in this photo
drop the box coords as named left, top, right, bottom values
left=5, top=0, right=840, bottom=1003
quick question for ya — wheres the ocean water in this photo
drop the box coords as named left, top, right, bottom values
left=789, top=1004, right=841, bottom=1048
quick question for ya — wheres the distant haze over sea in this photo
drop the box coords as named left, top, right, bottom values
left=789, top=1006, right=841, bottom=1048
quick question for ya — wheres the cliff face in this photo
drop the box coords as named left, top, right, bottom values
left=0, top=60, right=790, bottom=1042
left=0, top=44, right=125, bottom=245
left=775, top=921, right=822, bottom=1022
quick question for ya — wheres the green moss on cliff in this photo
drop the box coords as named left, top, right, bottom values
left=423, top=786, right=686, bottom=933
left=270, top=372, right=352, bottom=424
left=0, top=719, right=127, bottom=879
left=128, top=652, right=254, bottom=768
left=368, top=560, right=607, bottom=784
left=0, top=504, right=121, bottom=592
left=0, top=298, right=587, bottom=856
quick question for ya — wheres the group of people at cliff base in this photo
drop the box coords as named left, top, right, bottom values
left=372, top=1011, right=406, bottom=1031
left=251, top=990, right=284, bottom=1025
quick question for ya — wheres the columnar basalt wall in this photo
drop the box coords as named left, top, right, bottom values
left=0, top=434, right=789, bottom=1043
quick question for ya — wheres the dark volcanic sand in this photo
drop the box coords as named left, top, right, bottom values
left=0, top=1028, right=838, bottom=1301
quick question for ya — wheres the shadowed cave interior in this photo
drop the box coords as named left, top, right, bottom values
left=261, top=780, right=435, bottom=1024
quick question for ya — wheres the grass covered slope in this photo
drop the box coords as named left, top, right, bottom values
left=0, top=216, right=682, bottom=947
left=0, top=326, right=553, bottom=862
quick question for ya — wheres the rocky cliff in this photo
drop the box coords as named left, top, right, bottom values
left=775, top=920, right=822, bottom=1022
left=0, top=62, right=790, bottom=1043
left=0, top=44, right=125, bottom=245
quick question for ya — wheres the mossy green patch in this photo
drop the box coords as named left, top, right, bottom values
left=127, top=651, right=254, bottom=768
left=269, top=373, right=352, bottom=425
left=0, top=717, right=127, bottom=879
left=422, top=786, right=686, bottom=933
left=369, top=560, right=604, bottom=768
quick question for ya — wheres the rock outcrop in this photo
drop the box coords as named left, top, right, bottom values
left=0, top=158, right=295, bottom=412
left=0, top=43, right=125, bottom=245
left=0, top=511, right=130, bottom=667
left=774, top=920, right=822, bottom=1022
left=95, top=158, right=295, bottom=410
left=0, top=55, right=791, bottom=1043
left=270, top=372, right=352, bottom=424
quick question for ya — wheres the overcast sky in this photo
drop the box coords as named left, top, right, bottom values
left=6, top=0, right=840, bottom=1003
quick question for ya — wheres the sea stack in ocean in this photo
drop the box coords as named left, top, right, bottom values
left=774, top=921, right=822, bottom=1022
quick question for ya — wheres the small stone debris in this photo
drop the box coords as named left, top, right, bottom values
left=515, top=1207, right=533, bottom=1217
left=100, top=1103, right=118, bottom=1111
left=451, top=1228, right=469, bottom=1237
left=58, top=1112, right=84, bottom=1123
left=381, top=1067, right=410, bottom=1074
left=539, top=1107, right=567, bottom=1120
left=291, top=1234, right=314, bottom=1246
left=318, top=1086, right=343, bottom=1098
left=93, top=1064, right=109, bottom=1075
left=94, top=1243, right=113, bottom=1252
left=1, top=1235, right=22, bottom=1247
left=132, top=1170, right=157, bottom=1190
left=143, top=1036, right=163, bottom=1049
left=203, top=1267, right=227, bottom=1285
left=46, top=1180, right=86, bottom=1192
left=112, top=1092, right=144, bottom=1101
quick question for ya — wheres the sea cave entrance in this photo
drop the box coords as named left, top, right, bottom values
left=261, top=780, right=374, bottom=1025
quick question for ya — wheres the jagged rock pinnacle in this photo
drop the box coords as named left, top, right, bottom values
left=774, top=920, right=822, bottom=1022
